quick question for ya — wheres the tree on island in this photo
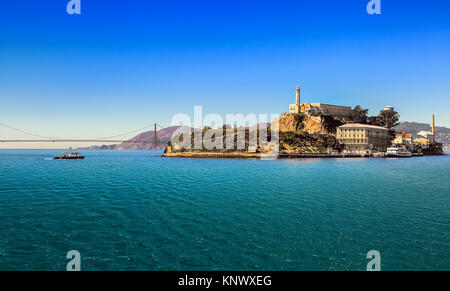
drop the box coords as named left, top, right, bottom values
left=350, top=105, right=369, bottom=124
left=322, top=114, right=344, bottom=134
left=377, top=110, right=400, bottom=129
left=375, top=109, right=400, bottom=141
left=368, top=116, right=378, bottom=126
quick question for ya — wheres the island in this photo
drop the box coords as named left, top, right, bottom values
left=163, top=85, right=444, bottom=159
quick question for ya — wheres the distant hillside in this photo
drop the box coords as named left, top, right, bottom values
left=396, top=121, right=450, bottom=151
left=116, top=126, right=189, bottom=150
left=77, top=126, right=187, bottom=151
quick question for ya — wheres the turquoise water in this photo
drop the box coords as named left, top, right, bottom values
left=0, top=150, right=449, bottom=271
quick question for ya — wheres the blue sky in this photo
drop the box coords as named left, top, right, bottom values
left=1, top=0, right=450, bottom=148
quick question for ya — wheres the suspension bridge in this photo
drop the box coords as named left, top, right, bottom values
left=0, top=121, right=167, bottom=150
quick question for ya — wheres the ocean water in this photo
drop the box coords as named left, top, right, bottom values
left=0, top=150, right=449, bottom=271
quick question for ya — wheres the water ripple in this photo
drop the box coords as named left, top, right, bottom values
left=0, top=150, right=449, bottom=270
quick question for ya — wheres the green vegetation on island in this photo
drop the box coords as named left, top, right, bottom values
left=164, top=104, right=444, bottom=157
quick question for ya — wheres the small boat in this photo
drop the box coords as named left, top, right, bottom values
left=386, top=147, right=412, bottom=158
left=54, top=152, right=85, bottom=160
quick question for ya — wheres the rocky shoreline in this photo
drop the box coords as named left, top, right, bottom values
left=163, top=152, right=263, bottom=159
left=163, top=152, right=443, bottom=159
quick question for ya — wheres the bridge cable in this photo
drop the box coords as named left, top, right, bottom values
left=0, top=121, right=165, bottom=142
left=0, top=121, right=62, bottom=140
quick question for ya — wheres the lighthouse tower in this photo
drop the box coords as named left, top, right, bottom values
left=289, top=85, right=302, bottom=114
left=296, top=85, right=301, bottom=106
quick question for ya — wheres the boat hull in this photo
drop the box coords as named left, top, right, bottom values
left=54, top=156, right=85, bottom=160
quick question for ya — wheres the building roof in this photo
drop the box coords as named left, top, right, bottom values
left=396, top=133, right=412, bottom=138
left=418, top=130, right=433, bottom=135
left=303, top=102, right=352, bottom=109
left=338, top=123, right=389, bottom=130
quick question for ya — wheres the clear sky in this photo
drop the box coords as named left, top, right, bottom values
left=1, top=0, right=450, bottom=148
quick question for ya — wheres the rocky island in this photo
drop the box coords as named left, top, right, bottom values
left=164, top=86, right=445, bottom=159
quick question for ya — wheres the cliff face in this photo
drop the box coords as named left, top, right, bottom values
left=269, top=114, right=338, bottom=154
left=302, top=116, right=327, bottom=134
left=272, top=115, right=298, bottom=132
left=272, top=114, right=327, bottom=134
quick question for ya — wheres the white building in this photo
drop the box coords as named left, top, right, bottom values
left=337, top=123, right=390, bottom=154
left=418, top=130, right=434, bottom=141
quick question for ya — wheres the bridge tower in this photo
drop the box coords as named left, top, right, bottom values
left=154, top=123, right=157, bottom=150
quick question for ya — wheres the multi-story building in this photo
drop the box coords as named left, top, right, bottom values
left=337, top=123, right=390, bottom=154
left=393, top=131, right=414, bottom=151
left=301, top=103, right=352, bottom=117
left=288, top=85, right=352, bottom=117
